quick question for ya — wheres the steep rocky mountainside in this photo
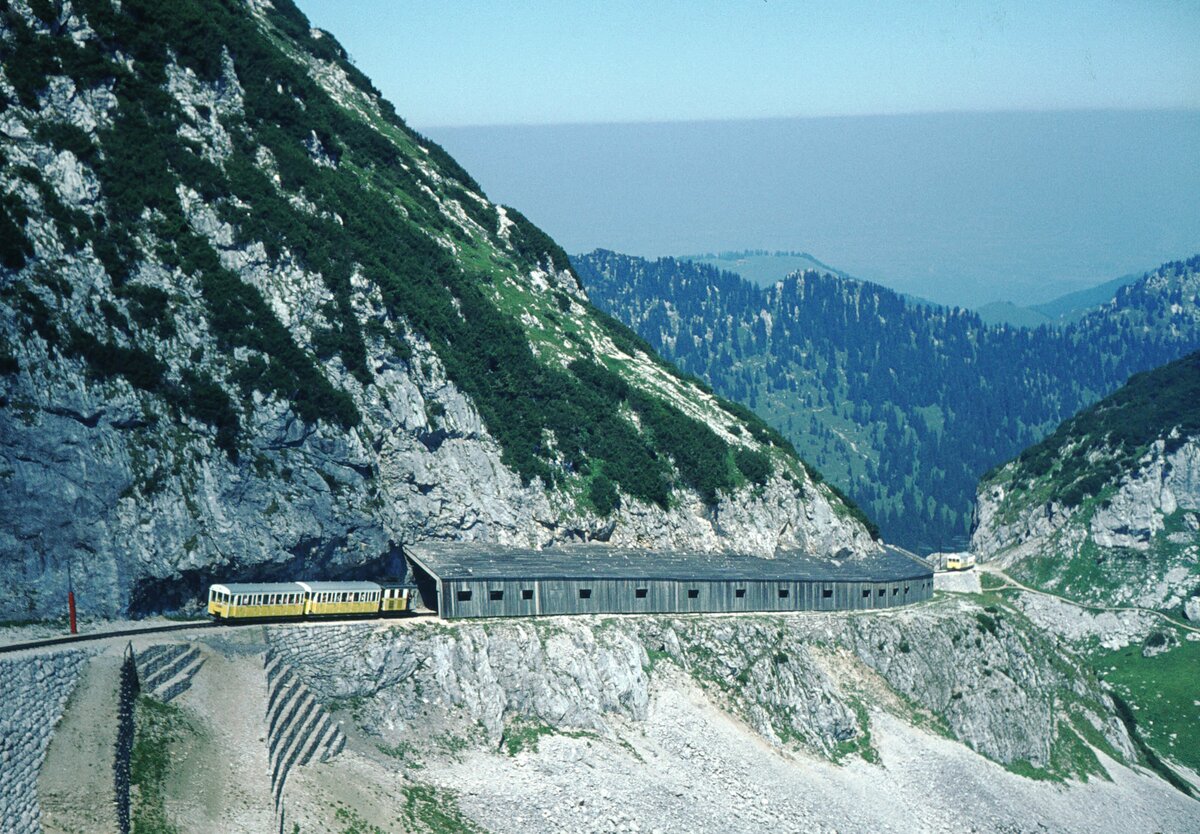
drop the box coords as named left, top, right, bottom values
left=271, top=598, right=1133, bottom=781
left=973, top=350, right=1200, bottom=611
left=575, top=250, right=1200, bottom=553
left=12, top=601, right=1200, bottom=833
left=0, top=0, right=874, bottom=620
left=119, top=600, right=1200, bottom=832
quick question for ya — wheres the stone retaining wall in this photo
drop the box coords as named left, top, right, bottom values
left=0, top=651, right=89, bottom=834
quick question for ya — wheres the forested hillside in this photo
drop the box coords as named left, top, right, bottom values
left=575, top=251, right=1200, bottom=552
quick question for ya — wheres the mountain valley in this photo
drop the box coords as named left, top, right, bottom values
left=576, top=250, right=1200, bottom=552
left=0, top=1, right=1196, bottom=832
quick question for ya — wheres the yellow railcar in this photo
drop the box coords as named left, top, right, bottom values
left=380, top=584, right=415, bottom=614
left=208, top=582, right=307, bottom=620
left=298, top=581, right=382, bottom=617
left=945, top=553, right=977, bottom=571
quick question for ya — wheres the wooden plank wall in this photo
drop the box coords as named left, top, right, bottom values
left=437, top=575, right=934, bottom=619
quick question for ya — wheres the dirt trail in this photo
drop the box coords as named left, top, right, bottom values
left=39, top=655, right=120, bottom=834
left=979, top=564, right=1200, bottom=634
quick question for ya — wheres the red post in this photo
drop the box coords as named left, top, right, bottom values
left=68, top=590, right=77, bottom=634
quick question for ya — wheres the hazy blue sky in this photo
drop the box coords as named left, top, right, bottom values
left=428, top=111, right=1200, bottom=307
left=295, top=0, right=1200, bottom=127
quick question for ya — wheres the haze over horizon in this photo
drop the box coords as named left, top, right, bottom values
left=296, top=1, right=1200, bottom=308
left=430, top=110, right=1200, bottom=309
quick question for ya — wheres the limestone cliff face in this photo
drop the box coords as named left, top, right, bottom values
left=265, top=597, right=1134, bottom=776
left=972, top=438, right=1200, bottom=608
left=0, top=1, right=871, bottom=618
left=970, top=346, right=1200, bottom=607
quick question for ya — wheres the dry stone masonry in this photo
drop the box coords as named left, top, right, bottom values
left=263, top=650, right=346, bottom=815
left=135, top=643, right=205, bottom=703
left=0, top=651, right=89, bottom=834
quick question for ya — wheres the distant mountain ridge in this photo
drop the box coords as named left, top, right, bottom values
left=574, top=251, right=1200, bottom=552
left=428, top=110, right=1200, bottom=309
left=680, top=250, right=1145, bottom=329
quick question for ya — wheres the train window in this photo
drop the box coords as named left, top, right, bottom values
left=734, top=588, right=746, bottom=598
left=822, top=589, right=833, bottom=599
left=863, top=589, right=871, bottom=598
left=687, top=589, right=699, bottom=599
left=522, top=589, right=533, bottom=600
left=778, top=588, right=789, bottom=599
left=904, top=585, right=910, bottom=593
left=892, top=587, right=899, bottom=595
left=489, top=590, right=503, bottom=601
left=456, top=590, right=472, bottom=601
left=877, top=588, right=885, bottom=597
left=635, top=588, right=648, bottom=599
left=579, top=589, right=592, bottom=599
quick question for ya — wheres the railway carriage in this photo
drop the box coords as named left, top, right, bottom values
left=208, top=582, right=307, bottom=619
left=945, top=553, right=977, bottom=571
left=298, top=581, right=382, bottom=616
left=207, top=579, right=418, bottom=620
left=379, top=582, right=417, bottom=614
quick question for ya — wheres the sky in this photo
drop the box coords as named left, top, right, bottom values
left=294, top=0, right=1200, bottom=127
left=293, top=1, right=1200, bottom=307
left=428, top=111, right=1200, bottom=308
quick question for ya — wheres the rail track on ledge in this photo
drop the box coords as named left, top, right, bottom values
left=0, top=612, right=434, bottom=656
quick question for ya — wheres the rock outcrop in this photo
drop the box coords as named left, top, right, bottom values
left=265, top=596, right=1134, bottom=775
left=971, top=349, right=1200, bottom=607
left=0, top=0, right=871, bottom=620
left=973, top=438, right=1200, bottom=607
